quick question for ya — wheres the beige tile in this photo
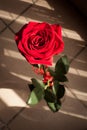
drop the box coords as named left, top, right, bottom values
left=9, top=91, right=87, bottom=130
left=35, top=0, right=53, bottom=9
left=0, top=28, right=43, bottom=123
left=0, top=81, right=30, bottom=122
left=61, top=88, right=87, bottom=118
left=10, top=16, right=27, bottom=33
left=0, top=28, right=42, bottom=82
left=0, top=0, right=32, bottom=24
left=23, top=5, right=60, bottom=23
left=9, top=113, right=87, bottom=130
left=0, top=19, right=6, bottom=32
left=66, top=47, right=87, bottom=106
left=10, top=9, right=60, bottom=34
left=0, top=121, right=5, bottom=129
left=0, top=127, right=10, bottom=130
left=10, top=1, right=63, bottom=33
left=0, top=28, right=31, bottom=123
left=63, top=39, right=86, bottom=62
left=10, top=0, right=86, bottom=62
left=0, top=121, right=10, bottom=130
left=0, top=1, right=87, bottom=130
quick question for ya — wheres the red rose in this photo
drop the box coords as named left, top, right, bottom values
left=15, top=21, right=64, bottom=66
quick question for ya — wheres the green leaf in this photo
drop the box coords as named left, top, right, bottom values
left=27, top=86, right=44, bottom=105
left=31, top=78, right=45, bottom=89
left=44, top=88, right=56, bottom=102
left=55, top=55, right=70, bottom=75
left=55, top=100, right=61, bottom=110
left=28, top=84, right=35, bottom=91
left=27, top=78, right=45, bottom=105
left=54, top=74, right=68, bottom=82
left=52, top=80, right=59, bottom=95
left=47, top=100, right=61, bottom=112
left=52, top=81, right=65, bottom=99
left=57, top=84, right=65, bottom=99
left=47, top=102, right=57, bottom=112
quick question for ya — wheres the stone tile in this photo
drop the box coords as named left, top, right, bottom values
left=53, top=39, right=86, bottom=65
left=66, top=47, right=87, bottom=106
left=9, top=112, right=87, bottom=130
left=0, top=28, right=41, bottom=82
left=0, top=28, right=31, bottom=123
left=0, top=81, right=29, bottom=123
left=10, top=0, right=64, bottom=33
left=0, top=122, right=10, bottom=130
left=21, top=3, right=62, bottom=24
left=0, top=19, right=6, bottom=32
left=10, top=7, right=60, bottom=34
left=9, top=90, right=87, bottom=130
left=70, top=47, right=87, bottom=77
left=0, top=1, right=87, bottom=130
left=0, top=120, right=5, bottom=129
left=61, top=88, right=87, bottom=117
left=0, top=127, right=10, bottom=130
left=0, top=0, right=32, bottom=24
left=0, top=28, right=43, bottom=123
left=35, top=0, right=53, bottom=9
left=10, top=0, right=86, bottom=62
left=10, top=16, right=28, bottom=33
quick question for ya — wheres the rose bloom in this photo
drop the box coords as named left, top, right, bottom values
left=15, top=21, right=64, bottom=66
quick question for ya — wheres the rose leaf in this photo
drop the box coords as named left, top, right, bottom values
left=52, top=80, right=59, bottom=95
left=44, top=88, right=56, bottom=102
left=54, top=74, right=68, bottom=82
left=31, top=78, right=45, bottom=89
left=28, top=84, right=35, bottom=91
left=55, top=55, right=70, bottom=75
left=47, top=100, right=61, bottom=112
left=27, top=87, right=44, bottom=105
left=57, top=84, right=65, bottom=99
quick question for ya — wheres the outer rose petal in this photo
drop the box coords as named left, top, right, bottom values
left=51, top=24, right=64, bottom=55
left=51, top=24, right=62, bottom=38
left=26, top=55, right=53, bottom=66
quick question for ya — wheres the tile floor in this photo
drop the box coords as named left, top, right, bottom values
left=0, top=0, right=87, bottom=130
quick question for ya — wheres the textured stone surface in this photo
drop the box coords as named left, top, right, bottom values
left=0, top=0, right=87, bottom=130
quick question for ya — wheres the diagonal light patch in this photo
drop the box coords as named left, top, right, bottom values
left=69, top=67, right=87, bottom=78
left=67, top=88, right=87, bottom=102
left=0, top=88, right=27, bottom=107
left=10, top=72, right=31, bottom=82
left=43, top=106, right=87, bottom=120
left=62, top=28, right=85, bottom=41
left=4, top=48, right=25, bottom=60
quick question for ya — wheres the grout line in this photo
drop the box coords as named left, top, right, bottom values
left=0, top=118, right=6, bottom=128
left=0, top=1, right=38, bottom=127
left=65, top=84, right=87, bottom=109
left=69, top=44, right=87, bottom=64
left=0, top=0, right=39, bottom=34
left=0, top=18, right=15, bottom=34
left=0, top=107, right=26, bottom=130
left=0, top=3, right=33, bottom=34
left=1, top=126, right=11, bottom=130
left=0, top=0, right=87, bottom=126
left=6, top=107, right=26, bottom=126
left=0, top=118, right=11, bottom=130
left=65, top=45, right=87, bottom=109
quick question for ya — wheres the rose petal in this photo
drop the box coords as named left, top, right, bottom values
left=26, top=55, right=53, bottom=66
left=51, top=24, right=62, bottom=38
